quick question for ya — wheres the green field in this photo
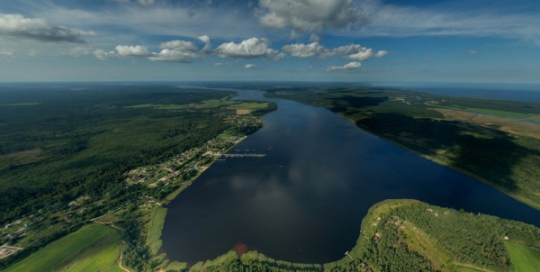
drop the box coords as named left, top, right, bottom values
left=147, top=206, right=167, bottom=255
left=506, top=242, right=540, bottom=272
left=4, top=225, right=123, bottom=272
left=455, top=265, right=489, bottom=272
left=443, top=105, right=537, bottom=119
left=231, top=102, right=270, bottom=109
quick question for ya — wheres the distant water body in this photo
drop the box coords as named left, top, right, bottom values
left=370, top=82, right=540, bottom=102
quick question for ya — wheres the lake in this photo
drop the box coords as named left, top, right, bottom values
left=161, top=88, right=540, bottom=264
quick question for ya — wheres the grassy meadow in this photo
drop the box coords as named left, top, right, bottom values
left=4, top=225, right=122, bottom=272
left=506, top=242, right=540, bottom=272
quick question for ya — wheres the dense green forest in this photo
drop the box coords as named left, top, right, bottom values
left=0, top=84, right=275, bottom=270
left=264, top=85, right=540, bottom=210
left=0, top=85, right=236, bottom=221
left=357, top=200, right=540, bottom=272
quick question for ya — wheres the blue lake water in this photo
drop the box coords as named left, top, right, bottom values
left=161, top=89, right=540, bottom=264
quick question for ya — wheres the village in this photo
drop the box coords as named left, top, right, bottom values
left=124, top=113, right=264, bottom=193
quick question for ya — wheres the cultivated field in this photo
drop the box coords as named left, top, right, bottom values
left=4, top=225, right=123, bottom=272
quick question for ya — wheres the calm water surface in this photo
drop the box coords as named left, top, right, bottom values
left=162, top=89, right=540, bottom=264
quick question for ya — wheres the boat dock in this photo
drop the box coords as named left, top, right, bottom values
left=222, top=153, right=266, bottom=158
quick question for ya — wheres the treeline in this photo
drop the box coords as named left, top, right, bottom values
left=165, top=251, right=370, bottom=272
left=0, top=86, right=236, bottom=223
left=359, top=202, right=540, bottom=272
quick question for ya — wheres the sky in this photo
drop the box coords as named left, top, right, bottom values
left=1, top=0, right=540, bottom=84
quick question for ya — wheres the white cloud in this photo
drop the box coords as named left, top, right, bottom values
left=468, top=50, right=478, bottom=55
left=214, top=62, right=232, bottom=66
left=282, top=42, right=331, bottom=58
left=335, top=45, right=374, bottom=61
left=198, top=35, right=212, bottom=53
left=94, top=45, right=150, bottom=59
left=375, top=50, right=388, bottom=58
left=215, top=37, right=280, bottom=59
left=245, top=64, right=257, bottom=69
left=327, top=61, right=361, bottom=71
left=334, top=45, right=387, bottom=61
left=149, top=49, right=200, bottom=63
left=115, top=45, right=151, bottom=57
left=159, top=40, right=198, bottom=52
left=258, top=0, right=368, bottom=34
left=95, top=39, right=203, bottom=63
left=0, top=13, right=95, bottom=43
left=282, top=42, right=387, bottom=61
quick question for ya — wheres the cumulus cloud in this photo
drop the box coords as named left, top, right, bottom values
left=282, top=42, right=331, bottom=58
left=215, top=37, right=281, bottom=59
left=327, top=61, right=361, bottom=71
left=282, top=42, right=388, bottom=61
left=94, top=36, right=285, bottom=63
left=258, top=0, right=368, bottom=34
left=93, top=45, right=150, bottom=60
left=334, top=45, right=388, bottom=61
left=245, top=64, right=257, bottom=69
left=149, top=49, right=200, bottom=63
left=94, top=37, right=209, bottom=63
left=0, top=13, right=95, bottom=43
left=159, top=40, right=198, bottom=52
left=115, top=45, right=151, bottom=57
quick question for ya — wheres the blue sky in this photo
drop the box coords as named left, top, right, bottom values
left=1, top=0, right=539, bottom=84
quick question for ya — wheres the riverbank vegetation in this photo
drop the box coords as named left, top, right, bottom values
left=264, top=85, right=540, bottom=210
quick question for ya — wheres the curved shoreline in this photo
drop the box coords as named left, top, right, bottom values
left=351, top=118, right=540, bottom=212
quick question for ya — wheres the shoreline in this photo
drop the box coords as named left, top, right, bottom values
left=339, top=112, right=540, bottom=212
left=162, top=135, right=248, bottom=205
